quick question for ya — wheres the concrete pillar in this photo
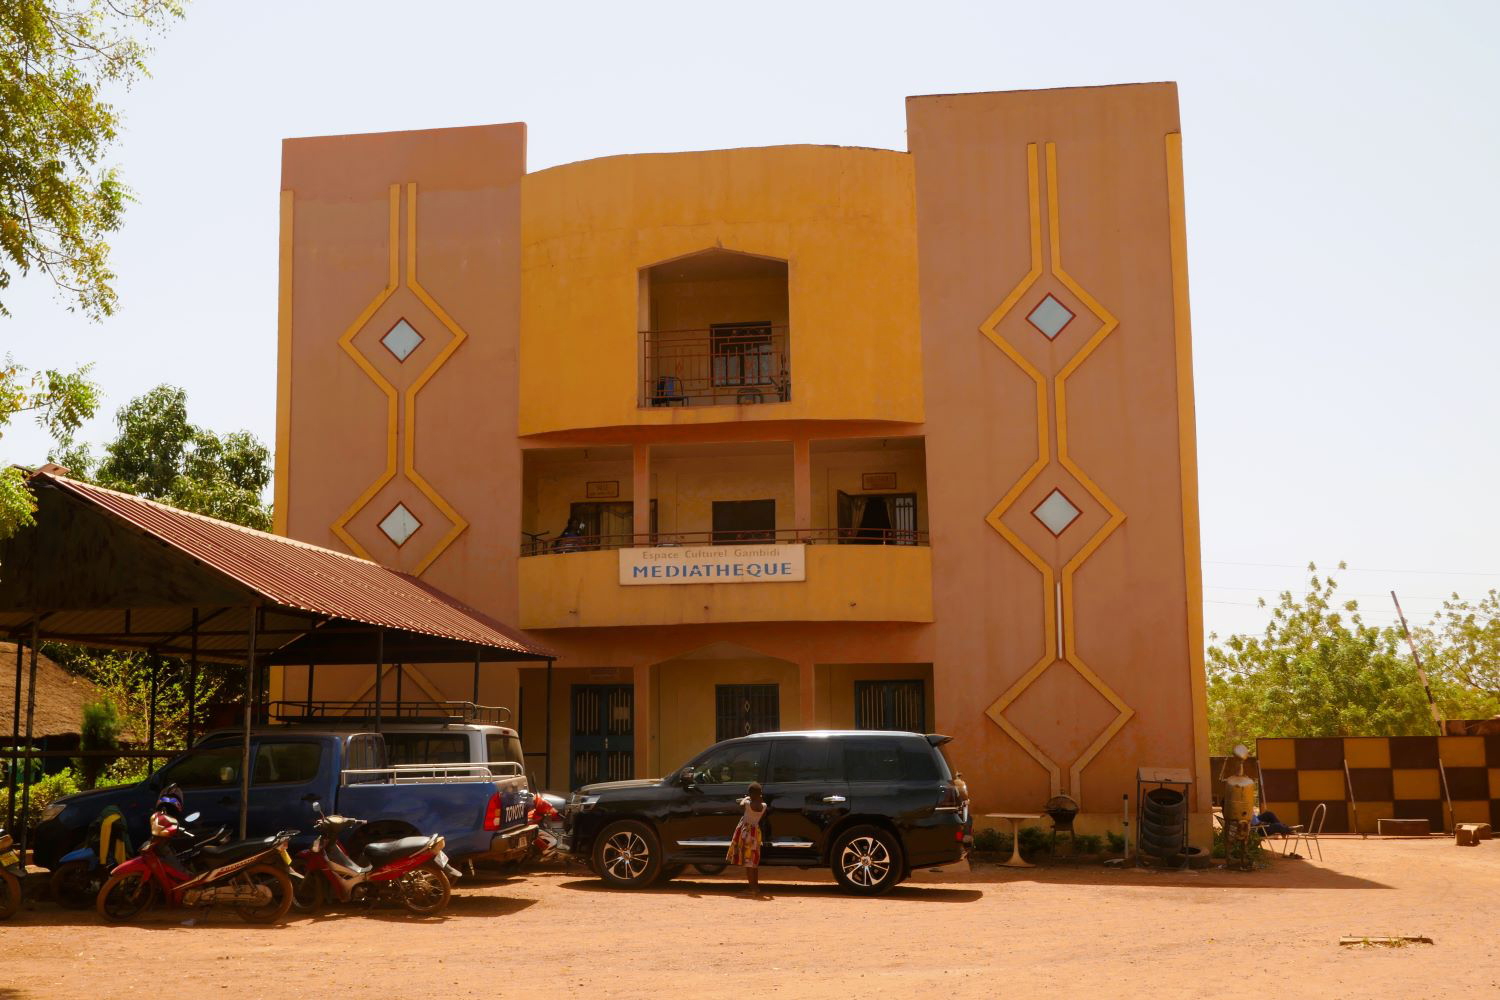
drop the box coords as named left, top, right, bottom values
left=798, top=660, right=817, bottom=729
left=792, top=438, right=812, bottom=537
left=633, top=442, right=651, bottom=541
left=634, top=662, right=654, bottom=778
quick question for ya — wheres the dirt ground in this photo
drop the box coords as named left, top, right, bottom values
left=2, top=838, right=1497, bottom=999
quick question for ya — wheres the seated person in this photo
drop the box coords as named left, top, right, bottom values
left=1252, top=809, right=1292, bottom=836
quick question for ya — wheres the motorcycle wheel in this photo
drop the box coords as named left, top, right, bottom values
left=233, top=864, right=294, bottom=924
left=0, top=869, right=20, bottom=920
left=50, top=861, right=99, bottom=910
left=290, top=866, right=323, bottom=914
left=397, top=861, right=451, bottom=916
left=96, top=871, right=156, bottom=922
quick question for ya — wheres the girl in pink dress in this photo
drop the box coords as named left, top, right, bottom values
left=726, top=781, right=767, bottom=897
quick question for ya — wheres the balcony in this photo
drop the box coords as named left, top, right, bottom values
left=519, top=437, right=931, bottom=628
left=641, top=324, right=790, bottom=408
left=518, top=543, right=933, bottom=629
left=637, top=248, right=790, bottom=409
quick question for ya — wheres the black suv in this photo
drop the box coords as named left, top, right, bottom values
left=562, top=730, right=970, bottom=895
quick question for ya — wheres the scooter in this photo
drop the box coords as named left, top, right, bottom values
left=526, top=792, right=567, bottom=864
left=292, top=802, right=460, bottom=916
left=0, top=827, right=21, bottom=920
left=95, top=810, right=299, bottom=924
left=51, top=805, right=145, bottom=909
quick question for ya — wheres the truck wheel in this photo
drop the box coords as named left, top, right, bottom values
left=592, top=820, right=662, bottom=889
left=830, top=825, right=903, bottom=896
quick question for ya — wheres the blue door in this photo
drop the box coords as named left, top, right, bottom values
left=570, top=685, right=633, bottom=790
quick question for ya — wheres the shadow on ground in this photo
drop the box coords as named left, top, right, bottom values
left=556, top=876, right=984, bottom=903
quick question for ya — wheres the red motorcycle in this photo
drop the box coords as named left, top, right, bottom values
left=95, top=808, right=298, bottom=924
left=292, top=803, right=457, bottom=916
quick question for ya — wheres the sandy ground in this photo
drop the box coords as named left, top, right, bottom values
left=1, top=838, right=1496, bottom=999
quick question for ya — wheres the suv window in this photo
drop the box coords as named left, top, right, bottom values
left=844, top=739, right=902, bottom=782
left=899, top=741, right=941, bottom=781
left=253, top=742, right=323, bottom=785
left=487, top=734, right=525, bottom=770
left=159, top=744, right=242, bottom=789
left=691, top=741, right=769, bottom=785
left=768, top=739, right=835, bottom=783
left=385, top=733, right=468, bottom=766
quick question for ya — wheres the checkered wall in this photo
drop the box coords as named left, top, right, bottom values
left=1257, top=736, right=1500, bottom=834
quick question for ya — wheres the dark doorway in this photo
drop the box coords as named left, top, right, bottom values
left=570, top=684, right=633, bottom=789
left=837, top=492, right=918, bottom=545
left=716, top=683, right=781, bottom=741
left=712, top=499, right=776, bottom=543
left=854, top=680, right=925, bottom=732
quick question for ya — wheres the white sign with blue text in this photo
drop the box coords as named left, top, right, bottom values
left=618, top=544, right=806, bottom=585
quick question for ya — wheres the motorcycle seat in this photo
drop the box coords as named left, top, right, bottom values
left=195, top=835, right=278, bottom=864
left=362, top=835, right=434, bottom=866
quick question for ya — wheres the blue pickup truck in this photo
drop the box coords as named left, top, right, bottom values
left=32, top=728, right=533, bottom=872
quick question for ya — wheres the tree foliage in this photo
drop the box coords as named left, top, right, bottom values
left=1207, top=564, right=1500, bottom=754
left=63, top=383, right=272, bottom=530
left=0, top=353, right=100, bottom=536
left=1, top=0, right=185, bottom=319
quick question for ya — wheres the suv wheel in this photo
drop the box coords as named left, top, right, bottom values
left=831, top=826, right=903, bottom=896
left=593, top=821, right=662, bottom=889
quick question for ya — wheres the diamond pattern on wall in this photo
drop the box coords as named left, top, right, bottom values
left=378, top=503, right=421, bottom=547
left=1026, top=294, right=1074, bottom=339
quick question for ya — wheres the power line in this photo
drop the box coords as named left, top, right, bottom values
left=1206, top=560, right=1500, bottom=578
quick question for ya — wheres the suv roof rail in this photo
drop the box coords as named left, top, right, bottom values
left=267, top=699, right=512, bottom=726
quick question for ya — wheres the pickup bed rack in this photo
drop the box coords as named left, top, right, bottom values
left=269, top=699, right=513, bottom=726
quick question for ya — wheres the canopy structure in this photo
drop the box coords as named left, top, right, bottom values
left=1, top=468, right=553, bottom=854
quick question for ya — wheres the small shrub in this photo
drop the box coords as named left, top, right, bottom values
left=1018, top=825, right=1048, bottom=857
left=2, top=768, right=81, bottom=834
left=1073, top=833, right=1103, bottom=855
left=78, top=698, right=123, bottom=788
left=972, top=826, right=1005, bottom=853
left=1105, top=830, right=1126, bottom=854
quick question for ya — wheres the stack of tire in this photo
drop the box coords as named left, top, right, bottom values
left=1140, top=787, right=1187, bottom=865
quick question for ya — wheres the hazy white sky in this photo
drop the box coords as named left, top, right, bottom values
left=3, top=1, right=1497, bottom=641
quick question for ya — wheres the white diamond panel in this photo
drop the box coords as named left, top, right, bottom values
left=1026, top=295, right=1074, bottom=340
left=381, top=319, right=424, bottom=362
left=1033, top=489, right=1081, bottom=536
left=378, top=503, right=422, bottom=546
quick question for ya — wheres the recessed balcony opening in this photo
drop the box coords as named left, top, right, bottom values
left=639, top=249, right=790, bottom=408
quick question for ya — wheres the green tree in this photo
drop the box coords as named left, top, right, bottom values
left=1422, top=589, right=1500, bottom=712
left=1, top=0, right=186, bottom=319
left=1206, top=564, right=1441, bottom=754
left=70, top=383, right=272, bottom=530
left=0, top=353, right=99, bottom=537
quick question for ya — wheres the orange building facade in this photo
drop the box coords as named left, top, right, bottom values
left=271, top=83, right=1210, bottom=840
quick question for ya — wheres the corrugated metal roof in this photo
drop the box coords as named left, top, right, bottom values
left=33, top=472, right=551, bottom=659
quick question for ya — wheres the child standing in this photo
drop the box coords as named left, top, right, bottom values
left=727, top=780, right=768, bottom=897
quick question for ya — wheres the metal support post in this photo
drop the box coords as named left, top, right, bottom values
left=472, top=649, right=481, bottom=704
left=7, top=638, right=20, bottom=833
left=147, top=653, right=159, bottom=773
left=18, top=623, right=40, bottom=864
left=373, top=628, right=384, bottom=733
left=187, top=609, right=199, bottom=748
left=238, top=607, right=258, bottom=839
left=544, top=658, right=554, bottom=789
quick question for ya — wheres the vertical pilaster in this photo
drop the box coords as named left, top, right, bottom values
left=634, top=662, right=654, bottom=777
left=633, top=443, right=651, bottom=541
left=792, top=438, right=812, bottom=536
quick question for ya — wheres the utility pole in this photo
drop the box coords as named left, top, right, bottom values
left=1391, top=591, right=1445, bottom=735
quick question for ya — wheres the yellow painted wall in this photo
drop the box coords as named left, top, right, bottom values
left=654, top=452, right=792, bottom=537
left=524, top=455, right=638, bottom=538
left=654, top=658, right=800, bottom=776
left=520, top=146, right=923, bottom=433
left=519, top=545, right=933, bottom=629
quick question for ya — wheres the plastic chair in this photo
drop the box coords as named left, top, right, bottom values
left=1285, top=802, right=1326, bottom=860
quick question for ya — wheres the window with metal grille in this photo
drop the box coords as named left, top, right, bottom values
left=710, top=321, right=775, bottom=387
left=716, top=684, right=780, bottom=741
left=837, top=492, right=918, bottom=545
left=854, top=680, right=926, bottom=732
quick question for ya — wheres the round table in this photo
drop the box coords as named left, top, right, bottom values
left=985, top=813, right=1043, bottom=868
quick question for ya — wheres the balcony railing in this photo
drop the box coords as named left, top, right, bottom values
left=520, top=527, right=927, bottom=557
left=641, top=324, right=790, bottom=407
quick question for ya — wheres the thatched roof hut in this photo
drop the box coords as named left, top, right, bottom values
left=0, top=642, right=103, bottom=738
